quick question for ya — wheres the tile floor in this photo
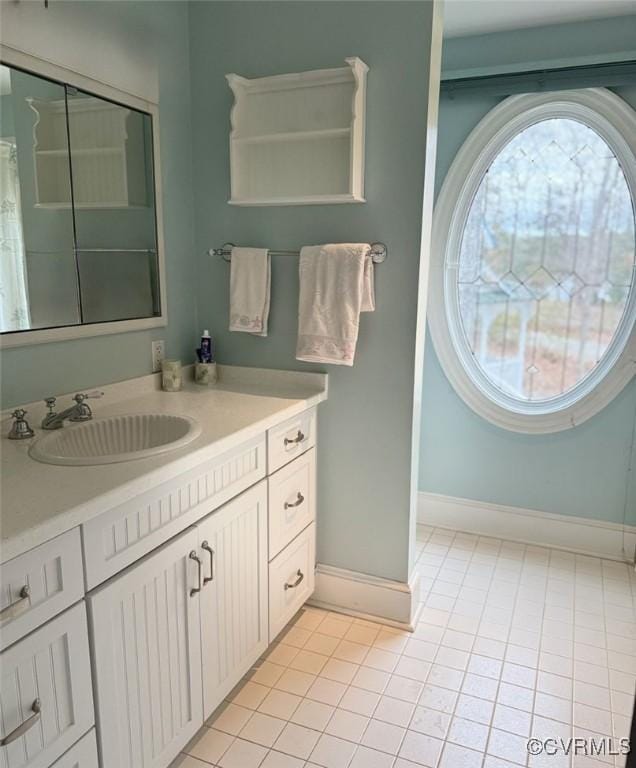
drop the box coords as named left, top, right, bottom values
left=173, top=525, right=636, bottom=768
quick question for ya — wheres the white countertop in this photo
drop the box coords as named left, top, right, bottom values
left=0, top=366, right=327, bottom=564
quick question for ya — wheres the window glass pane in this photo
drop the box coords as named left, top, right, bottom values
left=457, top=117, right=636, bottom=402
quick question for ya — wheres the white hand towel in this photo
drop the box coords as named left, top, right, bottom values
left=296, top=243, right=374, bottom=366
left=229, top=247, right=271, bottom=336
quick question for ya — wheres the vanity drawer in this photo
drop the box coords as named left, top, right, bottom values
left=269, top=523, right=315, bottom=641
left=82, top=434, right=266, bottom=589
left=0, top=528, right=84, bottom=651
left=267, top=408, right=316, bottom=473
left=51, top=729, right=98, bottom=768
left=268, top=449, right=316, bottom=560
left=0, top=602, right=94, bottom=768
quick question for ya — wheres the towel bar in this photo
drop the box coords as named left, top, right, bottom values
left=209, top=242, right=387, bottom=264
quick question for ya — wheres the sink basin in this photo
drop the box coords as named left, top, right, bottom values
left=29, top=413, right=202, bottom=466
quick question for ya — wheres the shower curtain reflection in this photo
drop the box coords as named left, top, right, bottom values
left=0, top=139, right=30, bottom=331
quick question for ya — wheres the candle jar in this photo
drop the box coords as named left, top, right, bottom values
left=194, top=362, right=218, bottom=386
left=161, top=359, right=182, bottom=392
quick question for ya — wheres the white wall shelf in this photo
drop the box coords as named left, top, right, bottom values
left=227, top=57, right=368, bottom=206
left=29, top=96, right=148, bottom=209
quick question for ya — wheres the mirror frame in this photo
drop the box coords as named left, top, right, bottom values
left=0, top=44, right=168, bottom=348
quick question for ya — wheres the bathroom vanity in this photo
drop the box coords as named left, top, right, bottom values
left=0, top=367, right=326, bottom=768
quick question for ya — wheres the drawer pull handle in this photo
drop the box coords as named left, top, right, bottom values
left=284, top=430, right=305, bottom=447
left=284, top=570, right=304, bottom=591
left=189, top=551, right=202, bottom=597
left=1, top=698, right=41, bottom=746
left=284, top=492, right=305, bottom=510
left=201, top=541, right=214, bottom=585
left=0, top=585, right=31, bottom=624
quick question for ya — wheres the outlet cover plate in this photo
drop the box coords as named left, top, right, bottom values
left=151, top=340, right=165, bottom=372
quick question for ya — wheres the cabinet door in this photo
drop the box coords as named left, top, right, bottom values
left=87, top=527, right=203, bottom=768
left=197, top=482, right=268, bottom=719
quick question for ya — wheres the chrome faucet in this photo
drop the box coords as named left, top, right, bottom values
left=41, top=392, right=104, bottom=430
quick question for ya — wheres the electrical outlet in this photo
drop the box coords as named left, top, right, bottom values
left=151, top=340, right=165, bottom=372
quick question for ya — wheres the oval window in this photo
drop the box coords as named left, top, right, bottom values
left=429, top=90, right=636, bottom=433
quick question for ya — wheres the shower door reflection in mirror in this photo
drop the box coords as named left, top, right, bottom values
left=0, top=62, right=162, bottom=340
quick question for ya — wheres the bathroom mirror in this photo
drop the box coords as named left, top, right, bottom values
left=0, top=56, right=165, bottom=346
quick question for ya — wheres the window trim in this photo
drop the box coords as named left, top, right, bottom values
left=428, top=88, right=636, bottom=434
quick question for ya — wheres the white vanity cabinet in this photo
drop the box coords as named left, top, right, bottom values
left=196, top=482, right=268, bottom=719
left=1, top=400, right=320, bottom=768
left=87, top=527, right=203, bottom=768
left=81, top=435, right=267, bottom=590
left=85, top=410, right=317, bottom=766
left=266, top=413, right=317, bottom=641
left=88, top=481, right=270, bottom=764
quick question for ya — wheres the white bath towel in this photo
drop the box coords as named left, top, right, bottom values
left=229, top=247, right=271, bottom=336
left=296, top=243, right=374, bottom=366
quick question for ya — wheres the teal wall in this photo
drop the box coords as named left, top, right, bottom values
left=189, top=1, right=439, bottom=582
left=442, top=14, right=636, bottom=78
left=419, top=18, right=636, bottom=527
left=0, top=1, right=198, bottom=406
left=0, top=0, right=439, bottom=585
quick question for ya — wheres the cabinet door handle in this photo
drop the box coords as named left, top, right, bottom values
left=284, top=570, right=304, bottom=591
left=0, top=585, right=31, bottom=625
left=201, top=541, right=214, bottom=585
left=1, top=699, right=41, bottom=746
left=284, top=430, right=305, bottom=447
left=284, top=492, right=305, bottom=510
left=189, top=551, right=202, bottom=597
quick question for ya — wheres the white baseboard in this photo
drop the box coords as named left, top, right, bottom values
left=418, top=492, right=636, bottom=563
left=309, top=564, right=421, bottom=631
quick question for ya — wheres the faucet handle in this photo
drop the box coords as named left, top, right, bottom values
left=69, top=391, right=103, bottom=423
left=8, top=409, right=35, bottom=440
left=73, top=391, right=104, bottom=404
left=44, top=397, right=57, bottom=413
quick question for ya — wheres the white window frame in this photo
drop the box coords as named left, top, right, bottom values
left=428, top=88, right=636, bottom=434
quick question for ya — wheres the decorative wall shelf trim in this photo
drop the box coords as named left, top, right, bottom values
left=227, top=57, right=368, bottom=206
